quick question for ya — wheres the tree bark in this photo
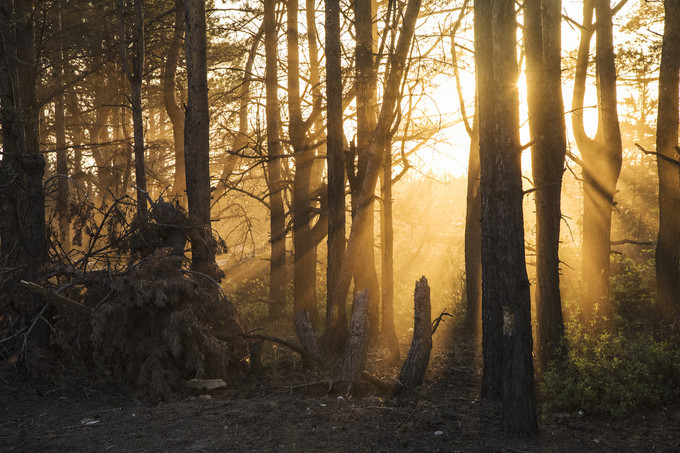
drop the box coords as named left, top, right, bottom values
left=184, top=0, right=220, bottom=278
left=119, top=0, right=147, bottom=218
left=380, top=146, right=400, bottom=362
left=163, top=0, right=186, bottom=199
left=54, top=1, right=71, bottom=252
left=336, top=290, right=370, bottom=387
left=524, top=0, right=566, bottom=367
left=331, top=0, right=421, bottom=328
left=397, top=277, right=432, bottom=388
left=295, top=309, right=320, bottom=366
left=0, top=0, right=48, bottom=347
left=655, top=0, right=680, bottom=325
left=475, top=0, right=538, bottom=435
left=264, top=0, right=287, bottom=319
left=352, top=0, right=381, bottom=336
left=289, top=0, right=319, bottom=321
left=572, top=0, right=622, bottom=319
left=325, top=0, right=348, bottom=350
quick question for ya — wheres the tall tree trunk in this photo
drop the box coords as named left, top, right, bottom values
left=450, top=5, right=482, bottom=336
left=476, top=0, right=537, bottom=435
left=572, top=0, right=622, bottom=319
left=524, top=0, right=566, bottom=367
left=54, top=0, right=71, bottom=252
left=289, top=0, right=319, bottom=321
left=120, top=0, right=147, bottom=218
left=218, top=24, right=263, bottom=189
left=264, top=0, right=287, bottom=319
left=331, top=0, right=421, bottom=327
left=184, top=0, right=219, bottom=278
left=164, top=0, right=186, bottom=199
left=655, top=0, right=680, bottom=325
left=352, top=0, right=381, bottom=335
left=0, top=0, right=48, bottom=347
left=325, top=0, right=348, bottom=349
left=380, top=143, right=400, bottom=362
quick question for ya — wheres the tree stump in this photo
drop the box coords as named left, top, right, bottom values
left=295, top=309, right=320, bottom=367
left=397, top=276, right=432, bottom=389
left=336, top=290, right=370, bottom=387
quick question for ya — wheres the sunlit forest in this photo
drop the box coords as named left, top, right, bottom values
left=1, top=0, right=679, bottom=449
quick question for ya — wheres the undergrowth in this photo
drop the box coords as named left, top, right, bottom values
left=542, top=256, right=680, bottom=417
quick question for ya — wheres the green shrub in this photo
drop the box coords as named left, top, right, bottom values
left=542, top=317, right=680, bottom=417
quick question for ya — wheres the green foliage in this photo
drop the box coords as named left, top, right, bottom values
left=543, top=320, right=680, bottom=417
left=544, top=257, right=679, bottom=417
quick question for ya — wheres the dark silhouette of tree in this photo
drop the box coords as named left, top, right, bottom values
left=655, top=0, right=680, bottom=326
left=184, top=0, right=220, bottom=278
left=524, top=0, right=566, bottom=367
left=324, top=0, right=348, bottom=349
left=263, top=0, right=287, bottom=318
left=475, top=0, right=538, bottom=435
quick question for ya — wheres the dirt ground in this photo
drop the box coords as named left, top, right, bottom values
left=1, top=329, right=679, bottom=453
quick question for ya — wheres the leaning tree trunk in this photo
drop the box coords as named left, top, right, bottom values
left=525, top=0, right=566, bottom=368
left=655, top=0, right=680, bottom=325
left=331, top=0, right=422, bottom=323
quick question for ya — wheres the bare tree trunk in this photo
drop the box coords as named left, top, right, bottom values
left=218, top=24, right=263, bottom=188
left=380, top=146, right=400, bottom=362
left=331, top=0, right=421, bottom=326
left=184, top=0, right=220, bottom=278
left=163, top=0, right=186, bottom=199
left=572, top=0, right=622, bottom=319
left=451, top=8, right=482, bottom=336
left=525, top=0, right=566, bottom=367
left=264, top=0, right=287, bottom=319
left=655, top=0, right=680, bottom=325
left=289, top=0, right=319, bottom=321
left=476, top=0, right=538, bottom=436
left=0, top=0, right=48, bottom=347
left=54, top=1, right=71, bottom=252
left=352, top=0, right=381, bottom=336
left=325, top=0, right=348, bottom=349
left=120, top=0, right=147, bottom=218
left=397, top=277, right=432, bottom=388
left=336, top=290, right=370, bottom=388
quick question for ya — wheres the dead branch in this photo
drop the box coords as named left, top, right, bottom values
left=19, top=280, right=91, bottom=314
left=635, top=143, right=680, bottom=168
left=611, top=239, right=654, bottom=246
left=237, top=332, right=314, bottom=366
left=431, top=309, right=453, bottom=335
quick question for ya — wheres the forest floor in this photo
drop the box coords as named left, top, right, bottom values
left=1, top=323, right=679, bottom=453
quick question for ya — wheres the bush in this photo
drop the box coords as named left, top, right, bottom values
left=542, top=316, right=680, bottom=417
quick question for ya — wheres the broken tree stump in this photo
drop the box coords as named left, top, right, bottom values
left=295, top=309, right=320, bottom=367
left=397, top=276, right=432, bottom=389
left=336, top=290, right=370, bottom=388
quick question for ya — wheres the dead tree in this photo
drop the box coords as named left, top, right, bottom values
left=295, top=309, right=320, bottom=366
left=397, top=276, right=432, bottom=388
left=336, top=290, right=370, bottom=389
